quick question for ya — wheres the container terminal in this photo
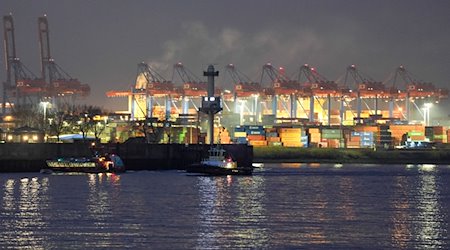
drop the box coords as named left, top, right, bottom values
left=1, top=14, right=450, bottom=153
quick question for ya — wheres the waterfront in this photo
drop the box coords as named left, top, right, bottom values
left=1, top=163, right=450, bottom=249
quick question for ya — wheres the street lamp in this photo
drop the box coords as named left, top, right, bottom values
left=239, top=100, right=246, bottom=125
left=423, top=102, right=433, bottom=126
left=40, top=101, right=50, bottom=124
left=252, top=94, right=259, bottom=124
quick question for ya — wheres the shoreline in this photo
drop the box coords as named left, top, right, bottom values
left=253, top=147, right=450, bottom=165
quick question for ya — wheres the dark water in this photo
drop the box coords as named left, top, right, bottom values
left=1, top=163, right=450, bottom=249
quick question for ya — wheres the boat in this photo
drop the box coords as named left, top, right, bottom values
left=43, top=154, right=126, bottom=174
left=186, top=145, right=253, bottom=175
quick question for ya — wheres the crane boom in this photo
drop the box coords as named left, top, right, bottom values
left=3, top=14, right=16, bottom=87
left=38, top=15, right=51, bottom=82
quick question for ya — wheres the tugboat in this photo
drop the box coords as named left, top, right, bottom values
left=186, top=145, right=253, bottom=176
left=43, top=153, right=126, bottom=174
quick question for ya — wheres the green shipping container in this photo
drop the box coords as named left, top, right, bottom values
left=268, top=141, right=283, bottom=146
left=408, top=131, right=424, bottom=136
left=322, top=129, right=343, bottom=139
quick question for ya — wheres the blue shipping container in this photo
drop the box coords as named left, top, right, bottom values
left=247, top=125, right=264, bottom=130
left=351, top=131, right=361, bottom=137
left=361, top=141, right=374, bottom=147
left=247, top=130, right=265, bottom=135
left=235, top=137, right=248, bottom=144
left=234, top=126, right=246, bottom=132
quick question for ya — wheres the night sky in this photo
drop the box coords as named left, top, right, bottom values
left=1, top=0, right=450, bottom=116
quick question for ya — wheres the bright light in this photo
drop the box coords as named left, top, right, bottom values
left=32, top=135, right=38, bottom=141
left=40, top=101, right=51, bottom=123
left=424, top=103, right=433, bottom=108
left=420, top=164, right=436, bottom=172
left=7, top=135, right=13, bottom=141
left=423, top=103, right=433, bottom=126
left=23, top=135, right=29, bottom=141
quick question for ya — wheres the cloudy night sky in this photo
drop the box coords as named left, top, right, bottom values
left=1, top=0, right=450, bottom=115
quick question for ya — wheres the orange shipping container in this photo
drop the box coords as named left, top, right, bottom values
left=267, top=137, right=281, bottom=142
left=249, top=140, right=268, bottom=146
left=327, top=139, right=340, bottom=148
left=283, top=142, right=303, bottom=147
left=309, top=128, right=320, bottom=133
left=247, top=135, right=266, bottom=141
left=278, top=128, right=302, bottom=134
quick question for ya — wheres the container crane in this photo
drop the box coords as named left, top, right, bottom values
left=261, top=63, right=298, bottom=96
left=172, top=62, right=208, bottom=97
left=386, top=65, right=448, bottom=122
left=2, top=14, right=46, bottom=114
left=344, top=65, right=386, bottom=123
left=298, top=64, right=339, bottom=97
left=132, top=62, right=176, bottom=120
left=260, top=63, right=299, bottom=119
left=172, top=62, right=218, bottom=115
left=223, top=64, right=266, bottom=120
left=297, top=64, right=339, bottom=124
left=38, top=15, right=89, bottom=103
left=224, top=63, right=264, bottom=98
left=392, top=65, right=447, bottom=99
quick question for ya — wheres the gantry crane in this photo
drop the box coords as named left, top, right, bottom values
left=225, top=64, right=264, bottom=98
left=173, top=62, right=208, bottom=97
left=260, top=63, right=299, bottom=119
left=297, top=64, right=340, bottom=124
left=385, top=65, right=448, bottom=121
left=344, top=64, right=387, bottom=123
left=2, top=14, right=47, bottom=114
left=222, top=63, right=267, bottom=119
left=172, top=62, right=221, bottom=115
left=38, top=15, right=89, bottom=103
left=133, top=62, right=177, bottom=120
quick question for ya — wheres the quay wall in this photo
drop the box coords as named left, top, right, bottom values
left=0, top=143, right=254, bottom=172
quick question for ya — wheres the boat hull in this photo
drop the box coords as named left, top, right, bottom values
left=186, top=163, right=253, bottom=176
left=43, top=165, right=123, bottom=174
left=44, top=157, right=125, bottom=174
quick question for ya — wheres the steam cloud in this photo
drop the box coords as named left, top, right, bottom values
left=148, top=22, right=327, bottom=88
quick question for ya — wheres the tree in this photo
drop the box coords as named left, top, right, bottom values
left=131, top=117, right=164, bottom=143
left=50, top=104, right=106, bottom=141
left=11, top=104, right=42, bottom=128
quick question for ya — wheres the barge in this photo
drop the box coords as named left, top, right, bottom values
left=43, top=154, right=125, bottom=174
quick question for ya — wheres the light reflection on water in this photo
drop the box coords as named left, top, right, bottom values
left=1, top=176, right=49, bottom=249
left=0, top=164, right=449, bottom=249
left=196, top=175, right=269, bottom=249
left=416, top=172, right=445, bottom=248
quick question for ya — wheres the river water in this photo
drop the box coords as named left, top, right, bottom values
left=1, top=163, right=449, bottom=249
